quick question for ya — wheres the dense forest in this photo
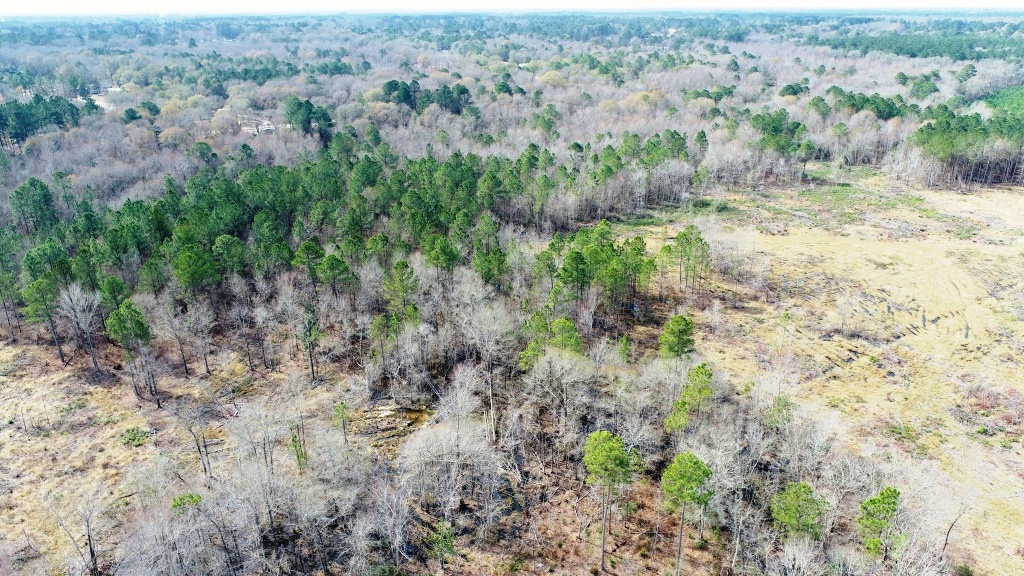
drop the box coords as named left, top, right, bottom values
left=1, top=10, right=1022, bottom=576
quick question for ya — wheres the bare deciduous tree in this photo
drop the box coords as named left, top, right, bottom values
left=57, top=283, right=101, bottom=372
left=154, top=299, right=192, bottom=375
left=523, top=349, right=597, bottom=449
left=463, top=302, right=514, bottom=440
left=186, top=300, right=216, bottom=375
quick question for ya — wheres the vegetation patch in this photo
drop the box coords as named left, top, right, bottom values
left=120, top=427, right=152, bottom=447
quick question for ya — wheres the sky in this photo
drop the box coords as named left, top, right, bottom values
left=1, top=0, right=1023, bottom=17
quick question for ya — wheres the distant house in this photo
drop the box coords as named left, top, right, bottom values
left=0, top=131, right=20, bottom=154
left=238, top=113, right=276, bottom=136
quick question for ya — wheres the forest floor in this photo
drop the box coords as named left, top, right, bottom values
left=0, top=342, right=159, bottom=570
left=620, top=165, right=1024, bottom=576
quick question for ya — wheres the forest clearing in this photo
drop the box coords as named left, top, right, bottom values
left=4, top=167, right=1022, bottom=574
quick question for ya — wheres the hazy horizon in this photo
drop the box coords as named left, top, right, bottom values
left=3, top=1, right=1024, bottom=18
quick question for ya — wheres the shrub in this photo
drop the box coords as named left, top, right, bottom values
left=171, top=492, right=202, bottom=512
left=121, top=426, right=152, bottom=447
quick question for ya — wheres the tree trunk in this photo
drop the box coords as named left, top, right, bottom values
left=675, top=505, right=685, bottom=576
left=128, top=360, right=141, bottom=398
left=46, top=313, right=66, bottom=363
left=259, top=332, right=270, bottom=369
left=189, top=428, right=209, bottom=477
left=243, top=334, right=254, bottom=371
left=2, top=298, right=14, bottom=336
left=86, top=529, right=99, bottom=576
left=178, top=339, right=189, bottom=375
left=698, top=505, right=706, bottom=541
left=12, top=298, right=21, bottom=330
left=145, top=356, right=161, bottom=409
left=84, top=328, right=99, bottom=372
left=730, top=505, right=743, bottom=570
left=600, top=488, right=609, bottom=572
left=307, top=343, right=316, bottom=381
left=487, top=367, right=496, bottom=442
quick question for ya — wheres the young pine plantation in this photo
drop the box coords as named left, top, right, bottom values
left=1, top=11, right=1023, bottom=576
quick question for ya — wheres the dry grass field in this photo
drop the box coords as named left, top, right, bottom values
left=625, top=171, right=1024, bottom=575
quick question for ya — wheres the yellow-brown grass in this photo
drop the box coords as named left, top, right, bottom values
left=624, top=176, right=1024, bottom=575
left=0, top=344, right=157, bottom=570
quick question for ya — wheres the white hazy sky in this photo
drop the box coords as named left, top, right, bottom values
left=1, top=0, right=1023, bottom=17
